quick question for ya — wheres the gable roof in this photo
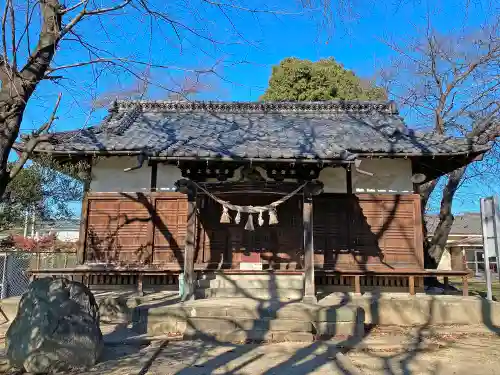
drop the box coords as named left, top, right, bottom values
left=425, top=212, right=482, bottom=236
left=21, top=100, right=490, bottom=161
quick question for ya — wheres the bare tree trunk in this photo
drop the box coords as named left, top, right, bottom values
left=0, top=99, right=25, bottom=198
left=0, top=0, right=61, bottom=199
left=427, top=167, right=466, bottom=264
left=418, top=179, right=439, bottom=268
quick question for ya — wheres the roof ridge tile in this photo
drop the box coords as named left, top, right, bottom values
left=112, top=100, right=399, bottom=114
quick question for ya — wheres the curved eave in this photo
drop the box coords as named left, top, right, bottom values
left=15, top=142, right=490, bottom=170
left=411, top=150, right=489, bottom=182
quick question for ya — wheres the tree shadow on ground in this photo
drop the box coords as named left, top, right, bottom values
left=77, top=186, right=500, bottom=374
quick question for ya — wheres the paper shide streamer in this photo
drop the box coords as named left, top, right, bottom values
left=192, top=182, right=307, bottom=231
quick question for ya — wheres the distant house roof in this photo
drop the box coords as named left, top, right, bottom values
left=448, top=236, right=483, bottom=246
left=18, top=100, right=490, bottom=161
left=37, top=219, right=80, bottom=232
left=0, top=219, right=81, bottom=238
left=425, top=213, right=482, bottom=236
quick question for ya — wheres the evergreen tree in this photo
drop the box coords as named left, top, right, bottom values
left=261, top=58, right=386, bottom=101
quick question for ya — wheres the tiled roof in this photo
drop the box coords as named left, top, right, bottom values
left=425, top=213, right=482, bottom=235
left=22, top=100, right=491, bottom=160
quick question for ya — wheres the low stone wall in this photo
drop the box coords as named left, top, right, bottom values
left=352, top=294, right=500, bottom=326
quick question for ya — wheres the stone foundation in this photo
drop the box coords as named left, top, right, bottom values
left=3, top=291, right=500, bottom=343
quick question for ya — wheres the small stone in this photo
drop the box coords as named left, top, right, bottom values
left=99, top=296, right=132, bottom=324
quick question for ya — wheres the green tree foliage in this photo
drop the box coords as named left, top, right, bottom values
left=0, top=157, right=85, bottom=231
left=0, top=165, right=43, bottom=230
left=261, top=58, right=387, bottom=101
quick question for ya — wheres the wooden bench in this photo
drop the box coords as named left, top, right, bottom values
left=28, top=267, right=182, bottom=296
left=316, top=269, right=470, bottom=296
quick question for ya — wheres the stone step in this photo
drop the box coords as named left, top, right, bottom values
left=143, top=301, right=359, bottom=322
left=188, top=330, right=315, bottom=343
left=148, top=317, right=315, bottom=342
left=198, top=273, right=304, bottom=282
left=147, top=317, right=362, bottom=342
left=195, top=287, right=304, bottom=300
left=150, top=317, right=312, bottom=333
left=196, top=278, right=304, bottom=289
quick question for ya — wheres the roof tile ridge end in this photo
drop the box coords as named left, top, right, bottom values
left=106, top=103, right=142, bottom=136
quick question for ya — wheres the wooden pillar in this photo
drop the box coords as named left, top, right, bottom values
left=409, top=276, right=415, bottom=295
left=345, top=166, right=353, bottom=194
left=77, top=158, right=92, bottom=265
left=462, top=275, right=469, bottom=297
left=181, top=180, right=197, bottom=301
left=302, top=187, right=317, bottom=304
left=137, top=274, right=144, bottom=297
left=354, top=275, right=361, bottom=295
left=150, top=161, right=158, bottom=192
left=443, top=276, right=449, bottom=290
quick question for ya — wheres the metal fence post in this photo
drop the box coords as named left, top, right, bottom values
left=481, top=197, right=500, bottom=301
left=1, top=253, right=7, bottom=299
left=0, top=250, right=78, bottom=299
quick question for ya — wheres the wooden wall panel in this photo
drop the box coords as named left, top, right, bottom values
left=349, top=194, right=423, bottom=271
left=85, top=196, right=151, bottom=264
left=313, top=195, right=351, bottom=268
left=84, top=193, right=188, bottom=266
left=82, top=191, right=425, bottom=273
left=313, top=194, right=424, bottom=271
left=115, top=200, right=151, bottom=263
left=152, top=194, right=188, bottom=265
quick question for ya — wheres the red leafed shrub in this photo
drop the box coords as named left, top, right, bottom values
left=0, top=233, right=77, bottom=252
left=3, top=234, right=56, bottom=251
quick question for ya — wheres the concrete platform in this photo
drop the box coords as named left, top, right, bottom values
left=138, top=298, right=364, bottom=342
left=128, top=293, right=500, bottom=342
left=3, top=291, right=500, bottom=344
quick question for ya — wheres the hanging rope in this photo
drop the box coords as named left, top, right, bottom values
left=192, top=181, right=308, bottom=230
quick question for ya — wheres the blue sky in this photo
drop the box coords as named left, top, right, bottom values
left=16, top=0, right=499, bottom=214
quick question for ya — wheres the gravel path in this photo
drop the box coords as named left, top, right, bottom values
left=1, top=324, right=500, bottom=374
left=81, top=329, right=500, bottom=375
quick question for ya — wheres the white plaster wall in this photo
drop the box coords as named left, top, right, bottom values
left=318, top=167, right=347, bottom=193
left=56, top=230, right=80, bottom=242
left=89, top=157, right=413, bottom=194
left=437, top=249, right=452, bottom=270
left=157, top=164, right=183, bottom=191
left=352, top=158, right=413, bottom=194
left=90, top=157, right=151, bottom=192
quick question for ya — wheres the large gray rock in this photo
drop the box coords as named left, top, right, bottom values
left=6, top=277, right=103, bottom=374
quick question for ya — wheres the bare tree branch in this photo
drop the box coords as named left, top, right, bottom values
left=201, top=0, right=303, bottom=15
left=15, top=0, right=39, bottom=58
left=135, top=0, right=229, bottom=46
left=46, top=57, right=216, bottom=75
left=0, top=0, right=348, bottom=201
left=9, top=93, right=62, bottom=181
left=59, top=0, right=88, bottom=15
left=1, top=0, right=9, bottom=67
left=84, top=0, right=133, bottom=15
left=385, top=12, right=500, bottom=267
left=60, top=0, right=133, bottom=38
left=8, top=0, right=15, bottom=71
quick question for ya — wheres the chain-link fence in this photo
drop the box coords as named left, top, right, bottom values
left=0, top=251, right=77, bottom=299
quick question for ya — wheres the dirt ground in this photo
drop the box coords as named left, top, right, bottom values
left=2, top=324, right=500, bottom=375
